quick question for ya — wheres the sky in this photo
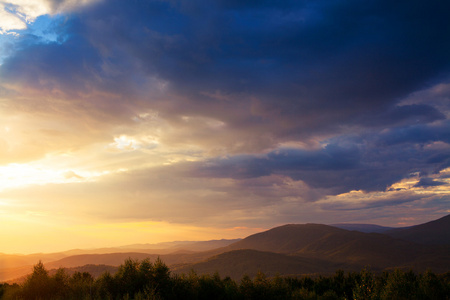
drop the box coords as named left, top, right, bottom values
left=0, top=0, right=449, bottom=254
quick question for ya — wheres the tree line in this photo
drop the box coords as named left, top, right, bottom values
left=0, top=258, right=449, bottom=299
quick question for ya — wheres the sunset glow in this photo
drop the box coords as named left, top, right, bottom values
left=0, top=0, right=449, bottom=254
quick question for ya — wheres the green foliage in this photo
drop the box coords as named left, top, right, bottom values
left=70, top=271, right=94, bottom=299
left=94, top=271, right=115, bottom=299
left=0, top=283, right=20, bottom=300
left=1, top=260, right=449, bottom=300
left=417, top=270, right=447, bottom=300
left=20, top=260, right=52, bottom=300
left=353, top=267, right=376, bottom=300
left=380, top=269, right=418, bottom=300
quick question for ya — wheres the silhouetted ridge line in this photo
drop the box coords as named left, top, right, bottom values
left=385, top=214, right=450, bottom=245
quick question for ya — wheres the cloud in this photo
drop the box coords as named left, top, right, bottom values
left=183, top=126, right=450, bottom=194
left=0, top=1, right=50, bottom=33
left=413, top=177, right=447, bottom=188
left=2, top=163, right=448, bottom=230
left=356, top=104, right=445, bottom=128
left=0, top=5, right=27, bottom=33
left=317, top=189, right=450, bottom=226
left=63, top=170, right=84, bottom=179
left=1, top=0, right=450, bottom=186
left=2, top=0, right=450, bottom=145
left=320, top=190, right=429, bottom=211
left=376, top=121, right=450, bottom=146
left=0, top=0, right=100, bottom=34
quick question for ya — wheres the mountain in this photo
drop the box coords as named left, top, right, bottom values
left=119, top=239, right=241, bottom=252
left=385, top=214, right=450, bottom=245
left=225, top=224, right=345, bottom=253
left=189, top=219, right=450, bottom=276
left=330, top=223, right=394, bottom=233
left=1, top=215, right=449, bottom=283
left=60, top=239, right=240, bottom=256
left=172, top=249, right=349, bottom=280
left=44, top=250, right=222, bottom=270
left=0, top=239, right=239, bottom=272
left=44, top=253, right=160, bottom=269
left=294, top=230, right=448, bottom=270
left=8, top=264, right=118, bottom=284
left=0, top=252, right=68, bottom=269
left=223, top=223, right=420, bottom=266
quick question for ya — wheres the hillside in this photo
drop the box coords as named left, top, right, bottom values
left=225, top=224, right=345, bottom=253
left=223, top=223, right=421, bottom=266
left=119, top=239, right=241, bottom=252
left=0, top=249, right=226, bottom=283
left=385, top=214, right=450, bottom=245
left=44, top=253, right=160, bottom=269
left=185, top=217, right=450, bottom=276
left=1, top=214, right=449, bottom=283
left=172, top=249, right=349, bottom=280
left=295, top=231, right=450, bottom=272
left=0, top=252, right=68, bottom=269
left=8, top=264, right=118, bottom=284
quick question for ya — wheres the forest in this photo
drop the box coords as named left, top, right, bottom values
left=0, top=258, right=449, bottom=300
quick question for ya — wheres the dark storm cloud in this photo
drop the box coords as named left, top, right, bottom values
left=2, top=35, right=101, bottom=92
left=355, top=104, right=445, bottom=128
left=187, top=120, right=450, bottom=194
left=190, top=144, right=360, bottom=179
left=2, top=0, right=450, bottom=130
left=414, top=178, right=447, bottom=188
left=376, top=120, right=450, bottom=146
left=185, top=143, right=373, bottom=193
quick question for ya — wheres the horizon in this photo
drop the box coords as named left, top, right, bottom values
left=2, top=212, right=446, bottom=256
left=1, top=0, right=449, bottom=255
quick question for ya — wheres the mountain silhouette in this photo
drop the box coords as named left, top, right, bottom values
left=385, top=214, right=450, bottom=245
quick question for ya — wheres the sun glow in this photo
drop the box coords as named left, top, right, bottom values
left=0, top=162, right=107, bottom=191
left=109, top=135, right=159, bottom=151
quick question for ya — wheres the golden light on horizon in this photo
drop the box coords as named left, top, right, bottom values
left=0, top=212, right=261, bottom=254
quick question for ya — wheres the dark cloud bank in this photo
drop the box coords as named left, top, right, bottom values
left=1, top=0, right=450, bottom=202
left=186, top=120, right=450, bottom=195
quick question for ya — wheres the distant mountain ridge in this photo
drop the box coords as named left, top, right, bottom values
left=1, top=214, right=449, bottom=283
left=60, top=239, right=241, bottom=256
left=119, top=239, right=242, bottom=252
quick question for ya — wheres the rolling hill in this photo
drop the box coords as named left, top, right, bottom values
left=172, top=249, right=350, bottom=280
left=118, top=239, right=241, bottom=252
left=1, top=214, right=449, bottom=283
left=222, top=223, right=430, bottom=267
left=173, top=216, right=450, bottom=278
left=385, top=214, right=450, bottom=245
left=224, top=224, right=346, bottom=253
